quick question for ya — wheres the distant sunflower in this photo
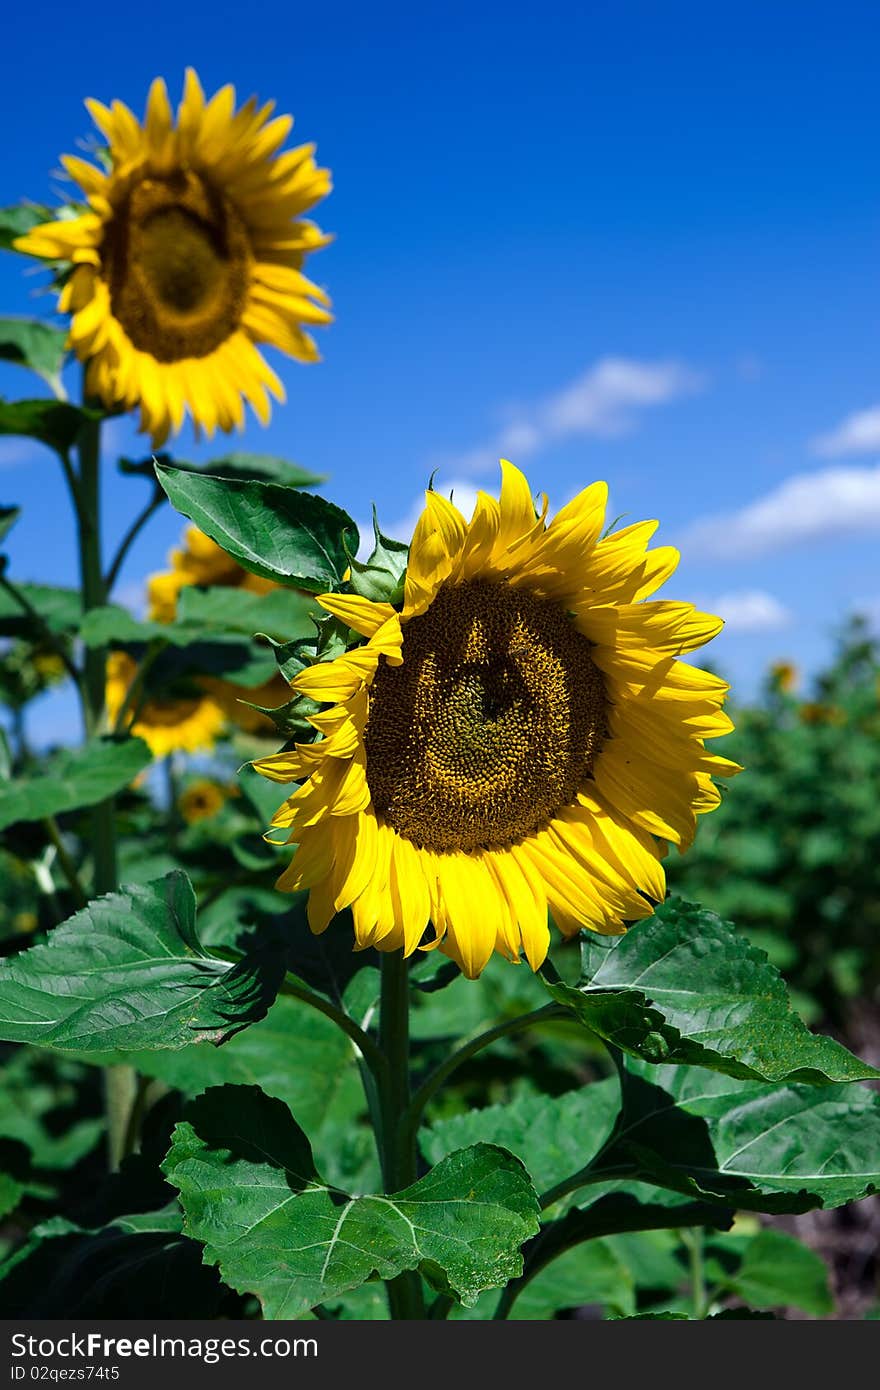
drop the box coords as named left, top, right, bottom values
left=106, top=651, right=223, bottom=758
left=178, top=778, right=228, bottom=824
left=15, top=70, right=332, bottom=444
left=147, top=522, right=291, bottom=734
left=254, top=461, right=740, bottom=978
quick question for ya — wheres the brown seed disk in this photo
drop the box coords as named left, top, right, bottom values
left=365, top=579, right=607, bottom=852
left=104, top=170, right=250, bottom=361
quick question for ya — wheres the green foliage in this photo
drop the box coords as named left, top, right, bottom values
left=164, top=1085, right=541, bottom=1317
left=0, top=738, right=150, bottom=829
left=540, top=898, right=880, bottom=1083
left=0, top=871, right=284, bottom=1051
left=0, top=399, right=101, bottom=457
left=0, top=318, right=68, bottom=392
left=672, top=618, right=880, bottom=1021
left=154, top=463, right=358, bottom=591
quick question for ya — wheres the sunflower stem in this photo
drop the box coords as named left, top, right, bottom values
left=73, top=397, right=136, bottom=1171
left=377, top=950, right=424, bottom=1320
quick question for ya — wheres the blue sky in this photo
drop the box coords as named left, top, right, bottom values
left=1, top=0, right=878, bottom=742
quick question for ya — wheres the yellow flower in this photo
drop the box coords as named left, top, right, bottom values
left=15, top=70, right=332, bottom=445
left=105, top=651, right=224, bottom=758
left=799, top=701, right=846, bottom=727
left=254, top=461, right=740, bottom=978
left=147, top=523, right=280, bottom=622
left=769, top=660, right=798, bottom=693
left=178, top=778, right=228, bottom=823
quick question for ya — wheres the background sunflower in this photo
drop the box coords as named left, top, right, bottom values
left=14, top=70, right=332, bottom=443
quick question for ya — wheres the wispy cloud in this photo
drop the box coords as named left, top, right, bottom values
left=683, top=463, right=880, bottom=559
left=709, top=590, right=792, bottom=633
left=436, top=356, right=704, bottom=475
left=811, top=405, right=880, bottom=457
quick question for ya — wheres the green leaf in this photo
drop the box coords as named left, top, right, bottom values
left=0, top=737, right=150, bottom=830
left=0, top=1210, right=230, bottom=1317
left=0, top=506, right=20, bottom=545
left=0, top=871, right=284, bottom=1052
left=0, top=582, right=81, bottom=637
left=0, top=204, right=53, bottom=253
left=96, top=993, right=377, bottom=1192
left=195, top=452, right=326, bottom=489
left=422, top=1083, right=621, bottom=1196
left=0, top=399, right=99, bottom=457
left=346, top=508, right=409, bottom=603
left=725, top=1229, right=833, bottom=1316
left=177, top=584, right=319, bottom=642
left=164, top=1085, right=541, bottom=1317
left=0, top=1050, right=103, bottom=1172
left=155, top=463, right=357, bottom=591
left=541, top=898, right=880, bottom=1083
left=602, top=1060, right=880, bottom=1212
left=0, top=1171, right=25, bottom=1222
left=0, top=319, right=67, bottom=390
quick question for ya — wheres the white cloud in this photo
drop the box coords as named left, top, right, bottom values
left=710, top=590, right=792, bottom=633
left=437, top=356, right=704, bottom=475
left=811, top=405, right=880, bottom=457
left=683, top=463, right=880, bottom=559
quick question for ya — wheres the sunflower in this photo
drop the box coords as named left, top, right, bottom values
left=178, top=777, right=228, bottom=824
left=105, top=651, right=224, bottom=758
left=15, top=70, right=332, bottom=444
left=253, top=461, right=740, bottom=978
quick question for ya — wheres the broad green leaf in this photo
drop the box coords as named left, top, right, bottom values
left=164, top=1085, right=541, bottom=1316
left=95, top=992, right=378, bottom=1191
left=601, top=1061, right=880, bottom=1212
left=499, top=1187, right=731, bottom=1317
left=155, top=463, right=357, bottom=591
left=0, top=205, right=53, bottom=252
left=541, top=898, right=880, bottom=1083
left=0, top=1210, right=230, bottom=1317
left=125, top=451, right=324, bottom=489
left=177, top=584, right=319, bottom=642
left=0, top=871, right=284, bottom=1052
left=0, top=319, right=67, bottom=390
left=0, top=399, right=98, bottom=457
left=0, top=582, right=80, bottom=637
left=723, top=1229, right=832, bottom=1316
left=422, top=1083, right=620, bottom=1196
left=197, top=452, right=325, bottom=489
left=0, top=737, right=150, bottom=830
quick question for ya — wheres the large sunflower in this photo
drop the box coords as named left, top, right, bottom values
left=15, top=70, right=331, bottom=444
left=254, top=462, right=740, bottom=978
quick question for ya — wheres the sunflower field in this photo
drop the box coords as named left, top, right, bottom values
left=0, top=70, right=878, bottom=1328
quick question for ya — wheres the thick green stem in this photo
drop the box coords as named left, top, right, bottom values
left=76, top=411, right=117, bottom=896
left=75, top=405, right=133, bottom=1168
left=378, top=951, right=424, bottom=1320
